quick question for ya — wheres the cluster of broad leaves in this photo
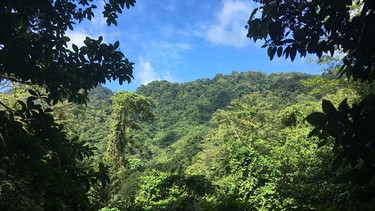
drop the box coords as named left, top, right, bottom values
left=0, top=0, right=136, bottom=209
left=0, top=86, right=110, bottom=210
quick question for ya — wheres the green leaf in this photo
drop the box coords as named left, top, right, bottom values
left=62, top=36, right=71, bottom=42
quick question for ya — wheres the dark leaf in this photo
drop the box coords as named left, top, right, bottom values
left=268, top=47, right=277, bottom=60
left=322, top=99, right=336, bottom=115
left=306, top=112, right=327, bottom=126
left=290, top=48, right=296, bottom=61
left=28, top=89, right=38, bottom=96
left=249, top=8, right=259, bottom=19
left=114, top=41, right=119, bottom=49
left=356, top=168, right=375, bottom=185
left=332, top=152, right=344, bottom=171
left=44, top=108, right=53, bottom=113
left=72, top=44, right=79, bottom=53
left=347, top=148, right=358, bottom=167
left=338, top=98, right=349, bottom=111
left=277, top=47, right=283, bottom=57
left=17, top=100, right=28, bottom=110
left=308, top=127, right=321, bottom=138
left=317, top=139, right=328, bottom=148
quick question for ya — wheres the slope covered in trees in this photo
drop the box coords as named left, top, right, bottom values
left=31, top=70, right=367, bottom=210
left=1, top=69, right=371, bottom=210
left=247, top=0, right=375, bottom=207
left=120, top=71, right=360, bottom=210
left=1, top=0, right=374, bottom=210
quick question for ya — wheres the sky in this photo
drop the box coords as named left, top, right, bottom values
left=67, top=0, right=322, bottom=92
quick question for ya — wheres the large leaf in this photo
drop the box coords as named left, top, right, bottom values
left=322, top=99, right=336, bottom=115
left=338, top=98, right=349, bottom=111
left=306, top=112, right=327, bottom=126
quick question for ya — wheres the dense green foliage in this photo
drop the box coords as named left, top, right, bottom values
left=2, top=68, right=370, bottom=210
left=247, top=0, right=374, bottom=82
left=2, top=70, right=371, bottom=210
left=0, top=0, right=135, bottom=103
left=108, top=91, right=155, bottom=166
left=247, top=0, right=375, bottom=208
left=0, top=0, right=136, bottom=209
left=1, top=0, right=374, bottom=210
left=34, top=70, right=368, bottom=210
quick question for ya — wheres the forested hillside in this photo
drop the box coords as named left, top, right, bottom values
left=1, top=0, right=374, bottom=210
left=1, top=69, right=372, bottom=210
left=23, top=70, right=365, bottom=210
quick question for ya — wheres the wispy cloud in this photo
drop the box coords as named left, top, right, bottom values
left=151, top=41, right=191, bottom=59
left=139, top=40, right=192, bottom=69
left=205, top=0, right=254, bottom=48
left=136, top=57, right=161, bottom=85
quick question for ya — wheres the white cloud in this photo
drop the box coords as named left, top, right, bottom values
left=91, top=1, right=107, bottom=27
left=161, top=70, right=177, bottom=82
left=66, top=27, right=109, bottom=49
left=65, top=0, right=115, bottom=47
left=136, top=57, right=161, bottom=85
left=66, top=30, right=88, bottom=47
left=135, top=57, right=179, bottom=85
left=205, top=0, right=254, bottom=48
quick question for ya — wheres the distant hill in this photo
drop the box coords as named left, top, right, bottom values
left=50, top=70, right=350, bottom=210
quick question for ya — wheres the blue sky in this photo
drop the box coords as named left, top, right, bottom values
left=67, top=0, right=322, bottom=92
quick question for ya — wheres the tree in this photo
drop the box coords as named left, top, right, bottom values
left=247, top=0, right=374, bottom=82
left=1, top=0, right=136, bottom=209
left=247, top=0, right=375, bottom=207
left=186, top=91, right=345, bottom=210
left=135, top=170, right=214, bottom=210
left=108, top=91, right=155, bottom=166
left=1, top=0, right=135, bottom=103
